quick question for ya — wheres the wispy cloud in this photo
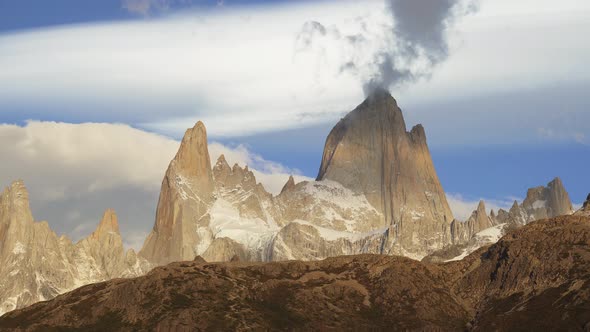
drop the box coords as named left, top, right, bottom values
left=538, top=127, right=588, bottom=146
left=0, top=0, right=589, bottom=143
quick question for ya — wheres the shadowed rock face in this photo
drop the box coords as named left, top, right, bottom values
left=3, top=215, right=589, bottom=331
left=317, top=89, right=454, bottom=256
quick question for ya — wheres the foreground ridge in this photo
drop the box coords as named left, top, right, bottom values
left=2, top=215, right=589, bottom=331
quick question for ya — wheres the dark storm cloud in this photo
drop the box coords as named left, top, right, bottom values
left=363, top=0, right=480, bottom=95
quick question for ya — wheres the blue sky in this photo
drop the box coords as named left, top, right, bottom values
left=0, top=0, right=589, bottom=247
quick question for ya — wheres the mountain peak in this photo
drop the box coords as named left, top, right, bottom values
left=548, top=177, right=563, bottom=187
left=0, top=180, right=34, bottom=227
left=214, top=154, right=230, bottom=172
left=280, top=175, right=296, bottom=195
left=173, top=121, right=212, bottom=179
left=477, top=200, right=486, bottom=213
left=92, top=209, right=120, bottom=239
left=217, top=154, right=227, bottom=164
left=2, top=180, right=29, bottom=202
left=366, top=88, right=397, bottom=103
left=523, top=177, right=573, bottom=218
left=316, top=92, right=453, bottom=256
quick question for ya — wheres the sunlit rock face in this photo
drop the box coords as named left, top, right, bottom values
left=139, top=122, right=216, bottom=265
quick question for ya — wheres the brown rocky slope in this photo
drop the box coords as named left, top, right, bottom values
left=1, top=214, right=589, bottom=331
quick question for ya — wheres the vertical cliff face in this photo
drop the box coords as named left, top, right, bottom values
left=316, top=89, right=454, bottom=256
left=139, top=122, right=215, bottom=265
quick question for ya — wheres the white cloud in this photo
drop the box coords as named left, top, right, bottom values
left=123, top=231, right=150, bottom=251
left=446, top=193, right=515, bottom=221
left=1, top=0, right=588, bottom=143
left=0, top=121, right=308, bottom=249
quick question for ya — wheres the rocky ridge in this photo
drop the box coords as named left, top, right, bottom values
left=2, top=214, right=589, bottom=331
left=0, top=181, right=151, bottom=316
left=429, top=177, right=575, bottom=262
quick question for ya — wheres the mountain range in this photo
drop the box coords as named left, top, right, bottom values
left=0, top=90, right=580, bottom=319
left=2, top=212, right=589, bottom=331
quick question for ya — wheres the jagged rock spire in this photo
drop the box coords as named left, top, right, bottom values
left=522, top=177, right=573, bottom=220
left=315, top=89, right=453, bottom=257
left=90, top=209, right=120, bottom=240
left=140, top=121, right=216, bottom=265
left=280, top=175, right=296, bottom=195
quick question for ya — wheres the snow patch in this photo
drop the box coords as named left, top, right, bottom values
left=532, top=200, right=547, bottom=209
left=195, top=227, right=212, bottom=256
left=475, top=223, right=505, bottom=243
left=445, top=224, right=507, bottom=262
left=446, top=249, right=469, bottom=262
left=12, top=242, right=26, bottom=255
left=303, top=180, right=378, bottom=214
left=410, top=210, right=425, bottom=221
left=175, top=174, right=205, bottom=203
left=292, top=220, right=387, bottom=242
left=209, top=198, right=278, bottom=252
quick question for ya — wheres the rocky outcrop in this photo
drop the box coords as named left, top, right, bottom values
left=4, top=215, right=589, bottom=331
left=0, top=181, right=151, bottom=317
left=316, top=89, right=453, bottom=257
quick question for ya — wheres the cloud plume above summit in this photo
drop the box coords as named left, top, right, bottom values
left=296, top=0, right=479, bottom=95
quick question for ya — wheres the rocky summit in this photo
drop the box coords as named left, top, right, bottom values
left=2, top=214, right=589, bottom=331
left=317, top=89, right=454, bottom=257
